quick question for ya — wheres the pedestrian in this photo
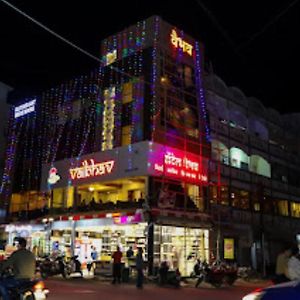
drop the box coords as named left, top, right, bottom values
left=112, top=246, right=122, bottom=284
left=274, top=245, right=291, bottom=284
left=135, top=247, right=144, bottom=289
left=287, top=246, right=300, bottom=281
left=126, top=246, right=134, bottom=258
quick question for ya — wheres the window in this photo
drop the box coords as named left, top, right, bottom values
left=240, top=162, right=249, bottom=171
left=277, top=200, right=289, bottom=217
left=209, top=186, right=229, bottom=205
left=291, top=202, right=300, bottom=218
left=231, top=189, right=249, bottom=210
left=221, top=155, right=229, bottom=165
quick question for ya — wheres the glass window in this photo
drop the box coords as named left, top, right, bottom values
left=277, top=200, right=289, bottom=216
left=291, top=202, right=300, bottom=218
left=231, top=189, right=249, bottom=210
left=209, top=186, right=229, bottom=205
left=262, top=196, right=274, bottom=214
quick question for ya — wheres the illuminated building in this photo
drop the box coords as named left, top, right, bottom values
left=2, top=16, right=300, bottom=274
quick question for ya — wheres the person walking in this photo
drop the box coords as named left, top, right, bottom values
left=112, top=246, right=122, bottom=284
left=135, top=248, right=144, bottom=289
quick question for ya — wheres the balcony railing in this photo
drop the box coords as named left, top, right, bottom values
left=9, top=199, right=146, bottom=222
left=210, top=119, right=229, bottom=135
left=229, top=127, right=248, bottom=144
left=249, top=135, right=268, bottom=152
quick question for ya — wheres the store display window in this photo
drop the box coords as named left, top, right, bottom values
left=154, top=225, right=209, bottom=276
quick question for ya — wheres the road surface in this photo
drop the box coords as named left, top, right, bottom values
left=45, top=278, right=269, bottom=300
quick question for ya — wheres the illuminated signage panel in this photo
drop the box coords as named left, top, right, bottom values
left=14, top=99, right=36, bottom=118
left=224, top=238, right=235, bottom=260
left=148, top=144, right=208, bottom=184
left=170, top=29, right=194, bottom=56
left=69, top=159, right=115, bottom=180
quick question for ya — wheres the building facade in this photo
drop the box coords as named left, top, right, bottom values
left=2, top=16, right=300, bottom=275
left=205, top=73, right=300, bottom=272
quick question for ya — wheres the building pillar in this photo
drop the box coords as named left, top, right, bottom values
left=70, top=220, right=76, bottom=257
left=147, top=222, right=154, bottom=276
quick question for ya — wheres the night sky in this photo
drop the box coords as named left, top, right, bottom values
left=0, top=0, right=299, bottom=113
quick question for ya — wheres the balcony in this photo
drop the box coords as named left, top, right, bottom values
left=289, top=186, right=300, bottom=197
left=230, top=167, right=251, bottom=182
left=269, top=144, right=286, bottom=159
left=249, top=135, right=268, bottom=152
left=251, top=173, right=271, bottom=188
left=232, top=210, right=252, bottom=224
left=210, top=119, right=229, bottom=136
left=271, top=179, right=289, bottom=193
left=229, top=127, right=248, bottom=144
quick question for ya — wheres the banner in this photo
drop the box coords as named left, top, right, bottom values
left=224, top=238, right=234, bottom=260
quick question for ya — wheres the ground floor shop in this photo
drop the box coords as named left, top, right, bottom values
left=154, top=225, right=209, bottom=276
left=2, top=211, right=211, bottom=276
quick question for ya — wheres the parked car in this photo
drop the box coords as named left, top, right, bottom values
left=242, top=281, right=300, bottom=300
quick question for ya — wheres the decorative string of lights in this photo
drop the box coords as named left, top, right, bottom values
left=150, top=16, right=160, bottom=140
left=194, top=41, right=211, bottom=142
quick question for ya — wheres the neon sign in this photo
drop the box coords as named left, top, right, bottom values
left=170, top=29, right=193, bottom=56
left=150, top=145, right=208, bottom=184
left=69, top=159, right=115, bottom=180
left=47, top=167, right=61, bottom=185
left=14, top=99, right=36, bottom=118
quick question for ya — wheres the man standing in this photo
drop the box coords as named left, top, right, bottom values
left=112, top=246, right=122, bottom=284
left=135, top=248, right=144, bottom=289
left=0, top=237, right=36, bottom=300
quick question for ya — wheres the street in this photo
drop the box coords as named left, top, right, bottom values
left=45, top=278, right=270, bottom=300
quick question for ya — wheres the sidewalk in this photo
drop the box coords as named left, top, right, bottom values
left=67, top=269, right=272, bottom=290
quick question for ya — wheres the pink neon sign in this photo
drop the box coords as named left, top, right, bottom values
left=113, top=213, right=142, bottom=225
left=69, top=159, right=115, bottom=180
left=149, top=145, right=208, bottom=184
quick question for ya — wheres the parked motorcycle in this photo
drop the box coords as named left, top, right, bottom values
left=39, top=256, right=66, bottom=279
left=64, top=256, right=83, bottom=278
left=156, top=262, right=181, bottom=288
left=194, top=261, right=237, bottom=288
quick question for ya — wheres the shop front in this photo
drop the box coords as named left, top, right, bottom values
left=45, top=210, right=147, bottom=266
left=3, top=223, right=47, bottom=257
left=154, top=224, right=209, bottom=276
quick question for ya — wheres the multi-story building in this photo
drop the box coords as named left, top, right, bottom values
left=2, top=16, right=300, bottom=275
left=205, top=73, right=300, bottom=272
